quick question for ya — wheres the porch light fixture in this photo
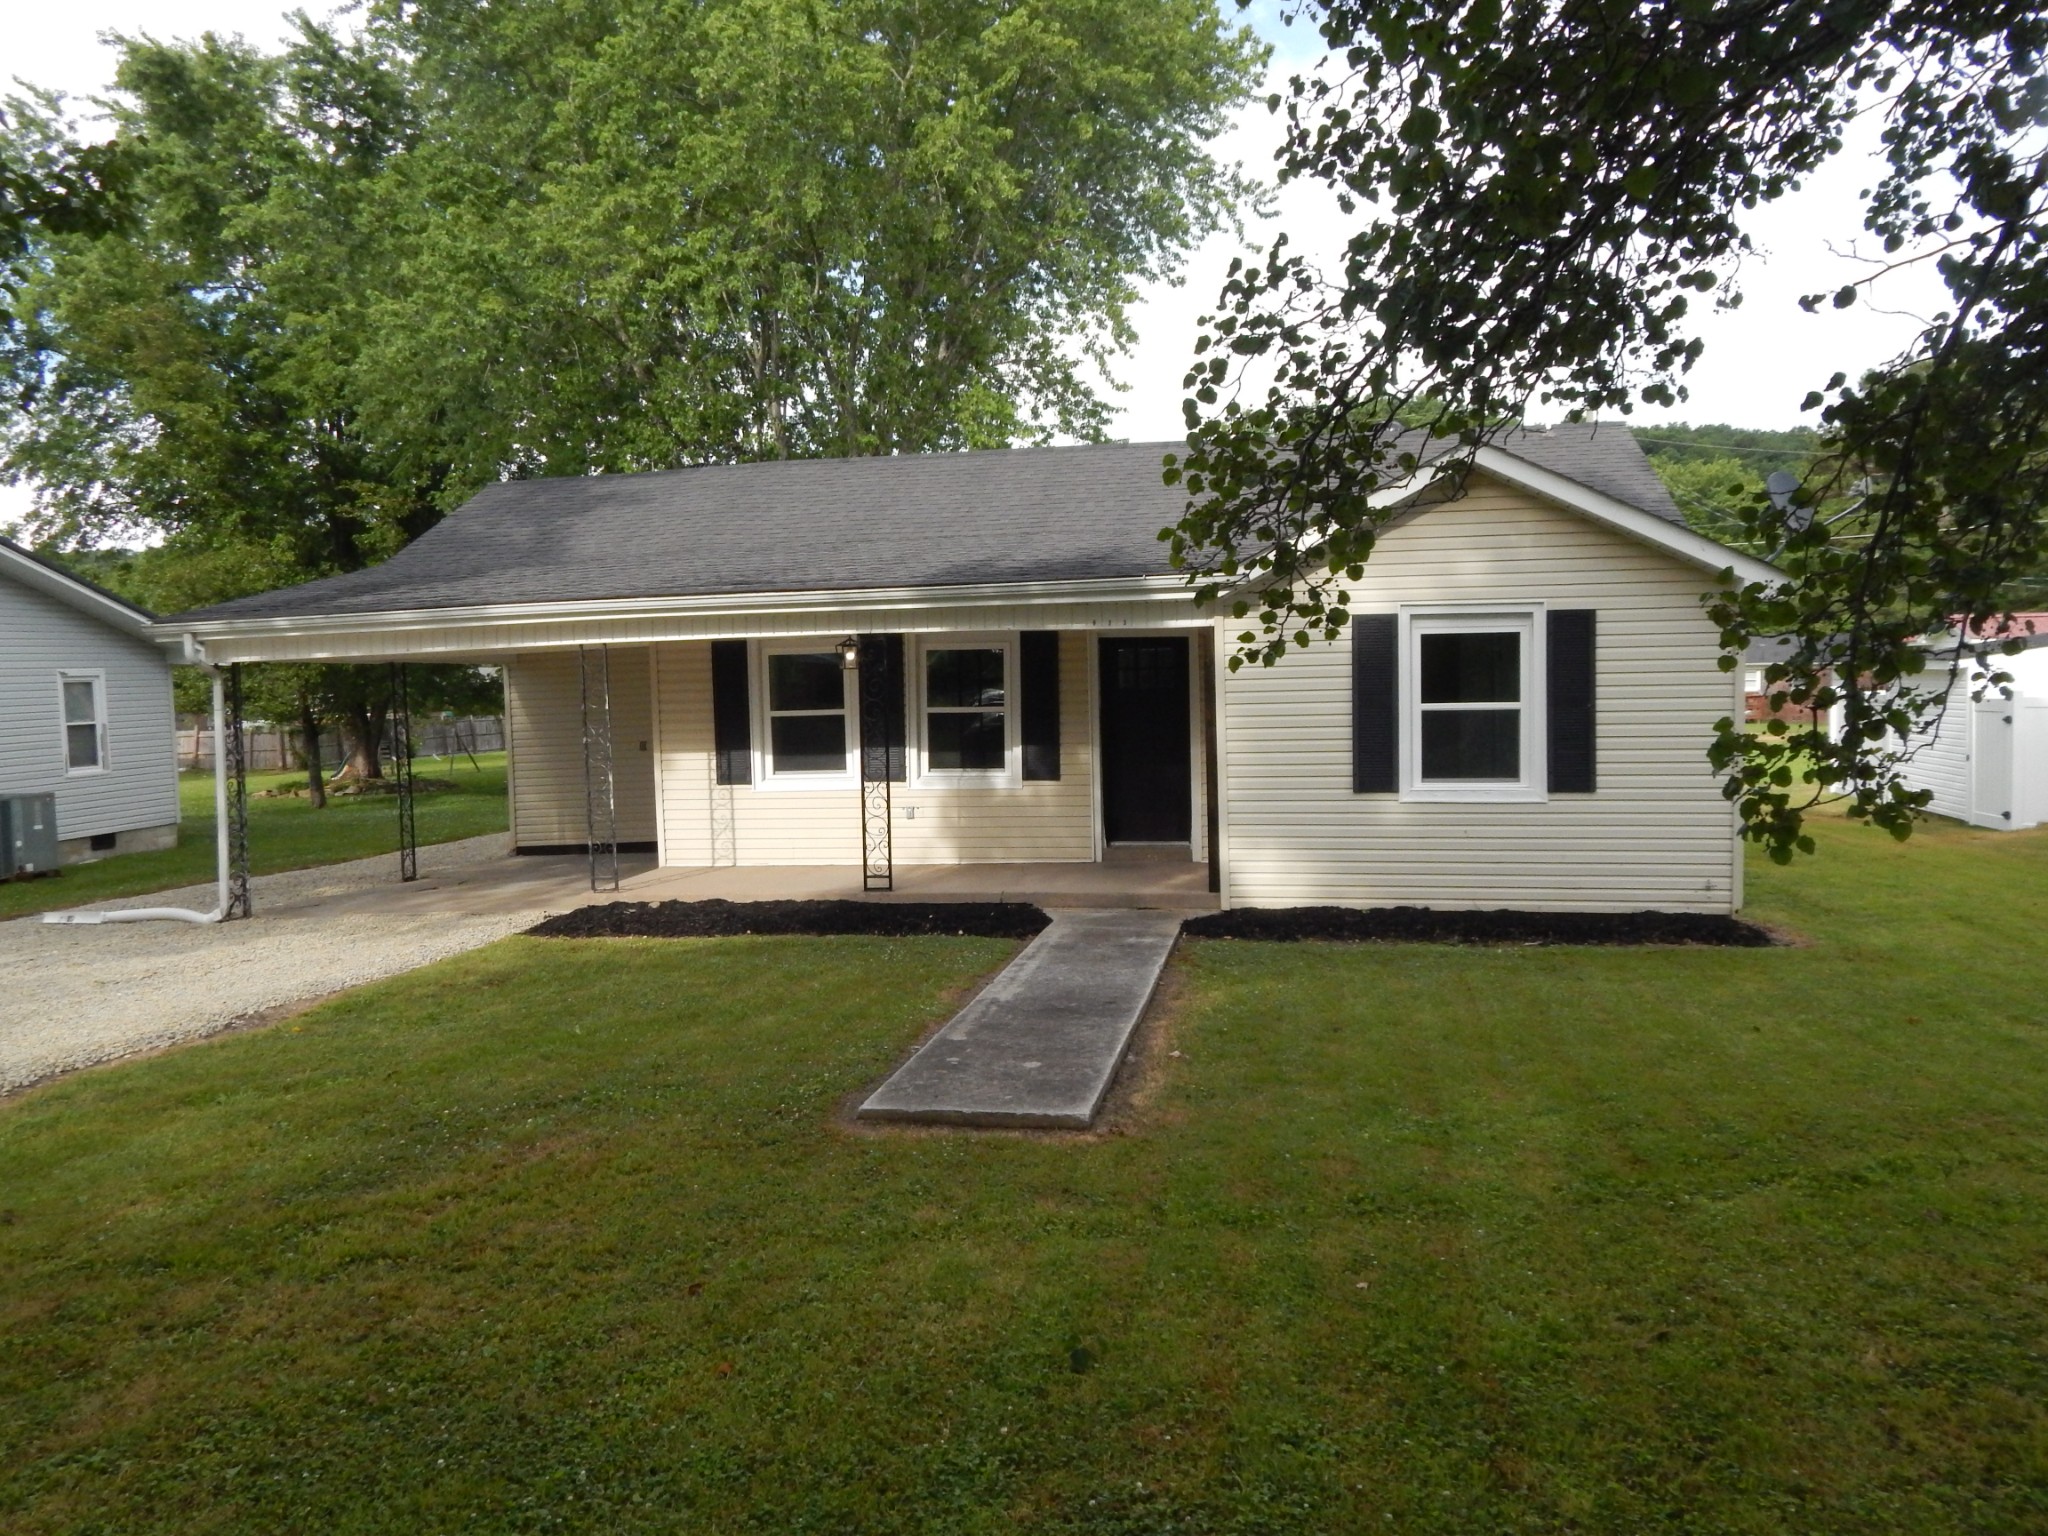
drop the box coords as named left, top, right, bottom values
left=837, top=635, right=861, bottom=670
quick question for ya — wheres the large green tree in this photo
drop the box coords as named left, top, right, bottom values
left=1167, top=0, right=2048, bottom=858
left=355, top=0, right=1260, bottom=484
left=2, top=25, right=438, bottom=781
left=5, top=2, right=1259, bottom=781
left=2, top=29, right=430, bottom=562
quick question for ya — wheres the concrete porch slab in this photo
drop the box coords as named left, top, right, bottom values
left=622, top=861, right=1217, bottom=911
left=252, top=853, right=1212, bottom=921
left=856, top=908, right=1181, bottom=1129
left=294, top=850, right=658, bottom=918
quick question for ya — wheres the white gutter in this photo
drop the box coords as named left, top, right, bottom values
left=43, top=670, right=231, bottom=927
left=162, top=571, right=1203, bottom=644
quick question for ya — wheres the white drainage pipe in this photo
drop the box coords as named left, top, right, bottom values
left=43, top=669, right=232, bottom=927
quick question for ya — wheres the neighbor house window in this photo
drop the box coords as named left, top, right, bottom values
left=60, top=672, right=107, bottom=774
left=916, top=637, right=1015, bottom=784
left=759, top=645, right=854, bottom=784
left=1402, top=611, right=1542, bottom=801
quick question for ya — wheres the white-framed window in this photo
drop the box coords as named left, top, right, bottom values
left=912, top=633, right=1017, bottom=787
left=1401, top=609, right=1545, bottom=802
left=58, top=671, right=109, bottom=775
left=754, top=641, right=857, bottom=789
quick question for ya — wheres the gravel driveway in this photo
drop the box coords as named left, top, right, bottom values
left=0, top=836, right=584, bottom=1095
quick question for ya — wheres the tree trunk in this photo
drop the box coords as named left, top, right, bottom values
left=298, top=699, right=327, bottom=809
left=339, top=702, right=388, bottom=783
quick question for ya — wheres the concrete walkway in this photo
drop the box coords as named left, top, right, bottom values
left=857, top=909, right=1181, bottom=1129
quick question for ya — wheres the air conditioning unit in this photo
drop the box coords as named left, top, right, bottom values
left=1, top=794, right=60, bottom=877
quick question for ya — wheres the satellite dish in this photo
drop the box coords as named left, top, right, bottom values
left=1764, top=469, right=1814, bottom=532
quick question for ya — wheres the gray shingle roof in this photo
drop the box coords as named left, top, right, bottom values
left=170, top=422, right=1683, bottom=624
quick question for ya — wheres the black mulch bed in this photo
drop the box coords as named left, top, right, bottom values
left=527, top=898, right=1053, bottom=941
left=1181, top=905, right=1777, bottom=947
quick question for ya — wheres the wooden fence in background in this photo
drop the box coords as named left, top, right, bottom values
left=176, top=715, right=505, bottom=774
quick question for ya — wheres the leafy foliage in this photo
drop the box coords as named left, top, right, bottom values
left=1, top=27, right=434, bottom=565
left=0, top=98, right=131, bottom=330
left=3, top=2, right=1258, bottom=536
left=357, top=0, right=1262, bottom=485
left=1167, top=0, right=2048, bottom=859
left=1634, top=423, right=1823, bottom=546
left=1632, top=422, right=1823, bottom=478
left=3, top=4, right=1257, bottom=781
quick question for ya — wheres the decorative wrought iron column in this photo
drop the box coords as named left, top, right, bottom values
left=579, top=645, right=620, bottom=893
left=390, top=662, right=419, bottom=882
left=224, top=664, right=253, bottom=919
left=856, top=636, right=894, bottom=892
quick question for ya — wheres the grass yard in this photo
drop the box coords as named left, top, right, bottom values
left=2, top=812, right=2045, bottom=1533
left=0, top=752, right=510, bottom=920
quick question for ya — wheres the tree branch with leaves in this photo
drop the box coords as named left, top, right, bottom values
left=1167, top=0, right=2048, bottom=859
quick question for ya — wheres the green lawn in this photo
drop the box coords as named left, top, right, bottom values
left=2, top=813, right=2045, bottom=1533
left=0, top=753, right=510, bottom=920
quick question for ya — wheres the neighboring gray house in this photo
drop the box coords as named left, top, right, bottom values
left=1, top=538, right=182, bottom=862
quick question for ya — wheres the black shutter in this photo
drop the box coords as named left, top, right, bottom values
left=857, top=634, right=907, bottom=782
left=1020, top=631, right=1061, bottom=781
left=1352, top=613, right=1399, bottom=793
left=1547, top=609, right=1597, bottom=793
left=710, top=639, right=752, bottom=785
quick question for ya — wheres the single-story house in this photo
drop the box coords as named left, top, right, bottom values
left=162, top=425, right=1776, bottom=913
left=1, top=537, right=183, bottom=864
left=1897, top=616, right=2048, bottom=831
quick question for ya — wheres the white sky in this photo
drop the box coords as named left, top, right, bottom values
left=2, top=1, right=1948, bottom=532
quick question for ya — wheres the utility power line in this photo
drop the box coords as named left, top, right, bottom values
left=1633, top=434, right=1815, bottom=459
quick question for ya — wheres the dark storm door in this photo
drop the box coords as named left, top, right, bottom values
left=1098, top=636, right=1193, bottom=843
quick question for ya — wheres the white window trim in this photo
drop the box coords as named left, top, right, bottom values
left=909, top=632, right=1020, bottom=789
left=58, top=670, right=110, bottom=777
left=751, top=640, right=858, bottom=791
left=1398, top=606, right=1547, bottom=803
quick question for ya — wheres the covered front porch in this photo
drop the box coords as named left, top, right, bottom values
left=171, top=579, right=1225, bottom=916
left=503, top=624, right=1220, bottom=895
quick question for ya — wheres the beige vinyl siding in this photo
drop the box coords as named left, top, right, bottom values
left=1219, top=475, right=1740, bottom=913
left=652, top=633, right=1096, bottom=866
left=504, top=648, right=656, bottom=848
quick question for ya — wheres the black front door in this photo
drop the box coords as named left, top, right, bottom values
left=1099, top=637, right=1192, bottom=844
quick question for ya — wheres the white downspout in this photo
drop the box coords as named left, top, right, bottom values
left=43, top=669, right=231, bottom=926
